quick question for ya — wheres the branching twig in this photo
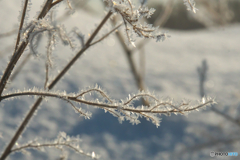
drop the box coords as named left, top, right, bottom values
left=183, top=0, right=198, bottom=13
left=0, top=10, right=112, bottom=160
left=11, top=132, right=99, bottom=159
left=48, top=11, right=112, bottom=90
left=90, top=22, right=123, bottom=46
left=0, top=0, right=59, bottom=96
left=0, top=90, right=215, bottom=127
left=14, top=0, right=29, bottom=52
left=130, top=0, right=173, bottom=53
left=0, top=1, right=209, bottom=159
left=112, top=18, right=149, bottom=106
left=0, top=1, right=71, bottom=159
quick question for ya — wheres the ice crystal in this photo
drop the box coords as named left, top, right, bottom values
left=104, top=0, right=169, bottom=45
left=183, top=0, right=198, bottom=13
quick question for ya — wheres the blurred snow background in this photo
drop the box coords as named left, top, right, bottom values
left=0, top=0, right=240, bottom=160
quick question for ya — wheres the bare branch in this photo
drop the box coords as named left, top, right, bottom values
left=90, top=22, right=123, bottom=46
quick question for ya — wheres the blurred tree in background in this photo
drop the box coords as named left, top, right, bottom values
left=148, top=0, right=240, bottom=30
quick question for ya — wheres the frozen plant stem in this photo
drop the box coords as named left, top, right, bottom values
left=0, top=88, right=215, bottom=131
left=48, top=11, right=112, bottom=89
left=0, top=11, right=112, bottom=160
left=112, top=19, right=149, bottom=106
left=0, top=0, right=63, bottom=96
left=131, top=0, right=173, bottom=53
left=9, top=53, right=31, bottom=82
left=14, top=0, right=29, bottom=52
left=11, top=142, right=96, bottom=159
left=0, top=98, right=42, bottom=160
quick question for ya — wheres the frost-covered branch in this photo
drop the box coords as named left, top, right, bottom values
left=0, top=0, right=63, bottom=96
left=1, top=87, right=216, bottom=127
left=14, top=0, right=29, bottom=52
left=25, top=18, right=73, bottom=56
left=11, top=132, right=99, bottom=159
left=0, top=9, right=113, bottom=160
left=183, top=0, right=198, bottom=13
left=106, top=0, right=168, bottom=46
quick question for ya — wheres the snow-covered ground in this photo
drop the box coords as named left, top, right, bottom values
left=0, top=1, right=240, bottom=160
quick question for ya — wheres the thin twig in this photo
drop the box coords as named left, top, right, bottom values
left=90, top=23, right=123, bottom=46
left=10, top=133, right=98, bottom=159
left=76, top=88, right=113, bottom=103
left=12, top=142, right=97, bottom=159
left=130, top=0, right=174, bottom=53
left=0, top=91, right=214, bottom=115
left=14, top=0, right=29, bottom=52
left=0, top=1, right=65, bottom=159
left=48, top=11, right=112, bottom=90
left=51, top=0, right=64, bottom=9
left=0, top=10, right=112, bottom=160
left=0, top=98, right=43, bottom=160
left=9, top=53, right=31, bottom=82
left=38, top=0, right=61, bottom=19
left=0, top=0, right=56, bottom=96
left=10, top=32, right=42, bottom=82
left=111, top=18, right=149, bottom=106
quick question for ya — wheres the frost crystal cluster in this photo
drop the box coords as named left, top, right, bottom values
left=183, top=0, right=198, bottom=13
left=105, top=0, right=170, bottom=46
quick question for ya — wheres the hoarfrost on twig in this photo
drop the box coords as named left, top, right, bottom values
left=1, top=88, right=216, bottom=127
